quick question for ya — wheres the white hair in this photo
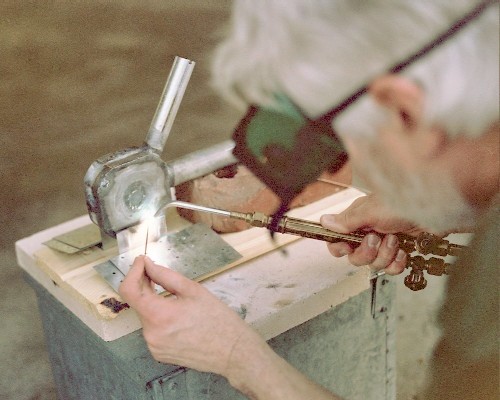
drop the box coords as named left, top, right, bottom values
left=212, top=0, right=499, bottom=138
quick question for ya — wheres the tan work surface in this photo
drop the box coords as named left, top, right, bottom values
left=17, top=188, right=371, bottom=341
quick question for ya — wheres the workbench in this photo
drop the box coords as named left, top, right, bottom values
left=16, top=188, right=396, bottom=399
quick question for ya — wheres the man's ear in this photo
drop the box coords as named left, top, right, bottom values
left=369, top=74, right=424, bottom=130
left=369, top=74, right=446, bottom=158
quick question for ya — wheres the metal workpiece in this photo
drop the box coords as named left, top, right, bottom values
left=94, top=222, right=242, bottom=293
left=84, top=57, right=237, bottom=239
left=85, top=146, right=171, bottom=237
left=85, top=139, right=237, bottom=238
left=84, top=55, right=195, bottom=238
left=145, top=56, right=195, bottom=152
left=166, top=139, right=237, bottom=186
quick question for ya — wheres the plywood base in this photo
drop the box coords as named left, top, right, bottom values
left=17, top=188, right=370, bottom=341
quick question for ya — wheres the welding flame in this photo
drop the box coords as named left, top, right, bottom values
left=116, top=213, right=167, bottom=257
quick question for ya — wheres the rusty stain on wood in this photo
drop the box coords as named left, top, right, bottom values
left=100, top=297, right=129, bottom=313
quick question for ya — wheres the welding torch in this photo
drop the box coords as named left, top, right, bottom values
left=159, top=201, right=464, bottom=252
left=156, top=201, right=465, bottom=291
left=156, top=200, right=464, bottom=256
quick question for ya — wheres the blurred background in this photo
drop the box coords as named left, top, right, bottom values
left=1, top=1, right=444, bottom=399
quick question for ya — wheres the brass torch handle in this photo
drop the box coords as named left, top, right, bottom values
left=277, top=216, right=365, bottom=244
left=274, top=216, right=463, bottom=256
left=158, top=202, right=464, bottom=258
left=240, top=213, right=418, bottom=251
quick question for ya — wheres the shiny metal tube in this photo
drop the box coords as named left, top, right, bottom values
left=146, top=56, right=195, bottom=152
left=166, top=139, right=237, bottom=186
left=156, top=200, right=231, bottom=218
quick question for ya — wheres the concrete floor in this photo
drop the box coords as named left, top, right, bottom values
left=1, top=2, right=445, bottom=399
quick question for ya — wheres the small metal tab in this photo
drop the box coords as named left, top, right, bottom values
left=43, top=239, right=82, bottom=254
left=54, top=224, right=102, bottom=249
left=44, top=224, right=102, bottom=254
left=94, top=261, right=126, bottom=291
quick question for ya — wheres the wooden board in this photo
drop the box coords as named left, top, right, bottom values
left=18, top=188, right=370, bottom=340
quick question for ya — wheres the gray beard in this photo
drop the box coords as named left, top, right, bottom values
left=356, top=143, right=477, bottom=234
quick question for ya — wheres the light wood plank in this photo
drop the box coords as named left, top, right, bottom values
left=18, top=188, right=368, bottom=340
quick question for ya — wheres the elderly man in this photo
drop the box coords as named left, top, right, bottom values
left=120, top=1, right=499, bottom=399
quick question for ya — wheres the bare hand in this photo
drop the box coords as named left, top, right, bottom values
left=119, top=256, right=264, bottom=377
left=320, top=194, right=422, bottom=275
left=120, top=257, right=345, bottom=400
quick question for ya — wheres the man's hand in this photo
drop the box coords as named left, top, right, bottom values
left=320, top=194, right=423, bottom=275
left=119, top=256, right=264, bottom=377
left=120, top=257, right=342, bottom=400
